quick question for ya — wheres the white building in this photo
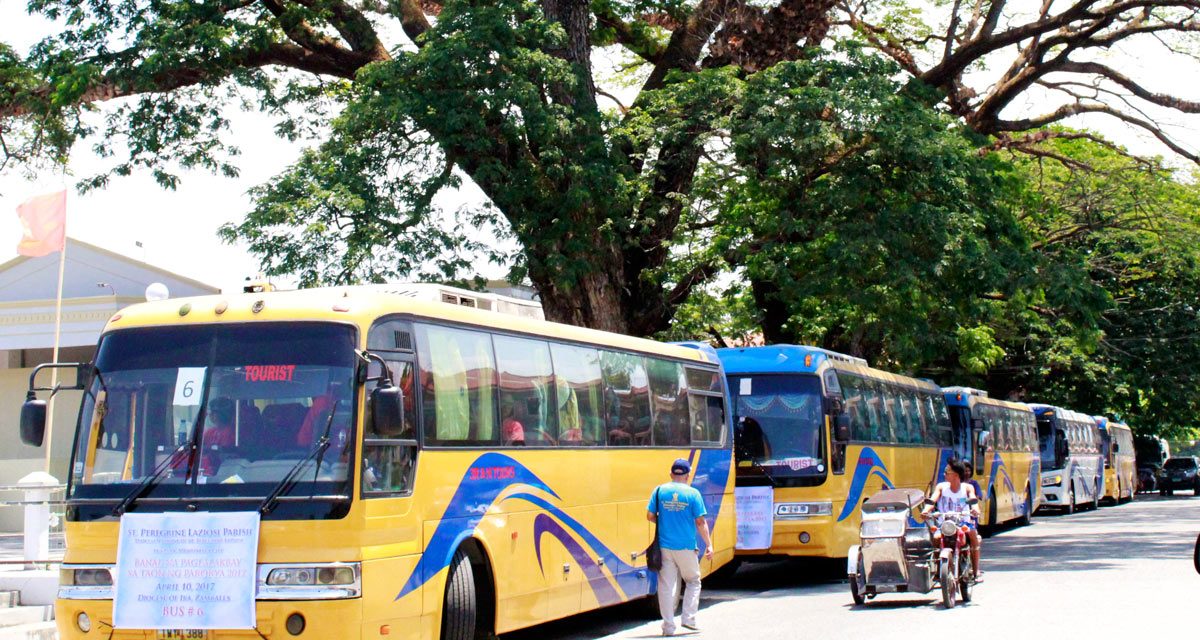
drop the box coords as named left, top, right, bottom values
left=0, top=239, right=218, bottom=532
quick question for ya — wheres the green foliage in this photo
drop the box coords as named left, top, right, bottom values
left=711, top=45, right=1030, bottom=369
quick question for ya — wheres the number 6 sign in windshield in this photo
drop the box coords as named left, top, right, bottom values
left=173, top=368, right=206, bottom=407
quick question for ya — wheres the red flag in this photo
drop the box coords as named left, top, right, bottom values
left=15, top=190, right=66, bottom=257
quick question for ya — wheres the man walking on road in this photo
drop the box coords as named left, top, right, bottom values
left=647, top=458, right=714, bottom=636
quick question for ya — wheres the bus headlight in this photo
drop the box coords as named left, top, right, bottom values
left=775, top=502, right=833, bottom=519
left=267, top=566, right=356, bottom=586
left=1042, top=475, right=1062, bottom=487
left=59, top=565, right=115, bottom=600
left=258, top=563, right=361, bottom=599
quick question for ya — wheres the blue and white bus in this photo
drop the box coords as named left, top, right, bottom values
left=1032, top=404, right=1103, bottom=513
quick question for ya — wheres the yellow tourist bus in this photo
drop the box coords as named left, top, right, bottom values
left=18, top=286, right=735, bottom=639
left=943, top=388, right=1039, bottom=527
left=1096, top=417, right=1136, bottom=504
left=717, top=346, right=955, bottom=561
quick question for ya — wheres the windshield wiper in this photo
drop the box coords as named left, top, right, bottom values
left=111, top=441, right=193, bottom=517
left=745, top=454, right=782, bottom=487
left=259, top=401, right=341, bottom=516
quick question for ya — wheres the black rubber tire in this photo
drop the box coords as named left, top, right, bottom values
left=958, top=553, right=973, bottom=604
left=1017, top=489, right=1033, bottom=527
left=1091, top=486, right=1100, bottom=510
left=1194, top=533, right=1200, bottom=575
left=940, top=557, right=957, bottom=609
left=441, top=549, right=478, bottom=640
left=850, top=557, right=866, bottom=606
left=1066, top=489, right=1076, bottom=515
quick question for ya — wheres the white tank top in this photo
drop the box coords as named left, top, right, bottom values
left=935, top=482, right=971, bottom=514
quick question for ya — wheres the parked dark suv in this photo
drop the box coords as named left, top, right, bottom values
left=1158, top=457, right=1200, bottom=495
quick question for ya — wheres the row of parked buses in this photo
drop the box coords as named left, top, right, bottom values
left=719, top=345, right=1138, bottom=566
left=16, top=287, right=1136, bottom=640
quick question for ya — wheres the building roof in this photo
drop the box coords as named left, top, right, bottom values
left=0, top=238, right=218, bottom=350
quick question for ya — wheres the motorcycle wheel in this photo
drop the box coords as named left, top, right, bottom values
left=850, top=557, right=866, bottom=606
left=958, top=552, right=973, bottom=603
left=939, top=557, right=957, bottom=609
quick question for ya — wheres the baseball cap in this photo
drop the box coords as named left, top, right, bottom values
left=671, top=458, right=691, bottom=475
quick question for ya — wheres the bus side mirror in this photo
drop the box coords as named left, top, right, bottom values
left=370, top=383, right=406, bottom=437
left=20, top=392, right=47, bottom=447
left=834, top=415, right=851, bottom=443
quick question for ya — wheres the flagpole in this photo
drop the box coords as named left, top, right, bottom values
left=43, top=238, right=68, bottom=474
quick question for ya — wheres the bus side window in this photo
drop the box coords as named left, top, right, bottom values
left=417, top=325, right=499, bottom=446
left=601, top=352, right=651, bottom=446
left=686, top=368, right=725, bottom=446
left=646, top=357, right=689, bottom=447
left=363, top=359, right=417, bottom=496
left=550, top=344, right=604, bottom=446
left=494, top=335, right=557, bottom=446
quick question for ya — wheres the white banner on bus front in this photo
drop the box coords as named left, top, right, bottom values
left=113, top=511, right=260, bottom=630
left=734, top=486, right=773, bottom=550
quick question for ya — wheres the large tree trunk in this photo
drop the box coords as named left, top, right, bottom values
left=529, top=244, right=632, bottom=334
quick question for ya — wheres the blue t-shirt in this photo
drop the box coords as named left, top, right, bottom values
left=647, top=482, right=708, bottom=551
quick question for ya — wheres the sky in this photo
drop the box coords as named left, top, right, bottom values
left=2, top=3, right=1198, bottom=297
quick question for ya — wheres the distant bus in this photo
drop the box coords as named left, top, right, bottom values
left=943, top=387, right=1039, bottom=527
left=1095, top=417, right=1136, bottom=504
left=1032, top=404, right=1104, bottom=513
left=20, top=286, right=734, bottom=639
left=717, top=345, right=953, bottom=560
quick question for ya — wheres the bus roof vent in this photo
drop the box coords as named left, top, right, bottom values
left=812, top=347, right=867, bottom=366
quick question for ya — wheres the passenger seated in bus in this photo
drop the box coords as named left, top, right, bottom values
left=608, top=419, right=634, bottom=446
left=502, top=403, right=526, bottom=446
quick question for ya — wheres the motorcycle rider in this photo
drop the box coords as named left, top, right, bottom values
left=922, top=458, right=983, bottom=580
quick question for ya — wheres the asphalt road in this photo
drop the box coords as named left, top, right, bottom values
left=502, top=493, right=1200, bottom=639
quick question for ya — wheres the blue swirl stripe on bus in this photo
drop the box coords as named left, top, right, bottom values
left=395, top=449, right=731, bottom=603
left=395, top=452, right=560, bottom=601
left=837, top=447, right=895, bottom=522
left=533, top=514, right=623, bottom=605
left=985, top=451, right=1016, bottom=502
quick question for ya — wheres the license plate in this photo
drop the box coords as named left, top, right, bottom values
left=156, top=631, right=210, bottom=640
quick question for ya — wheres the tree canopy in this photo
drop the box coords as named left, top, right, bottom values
left=3, top=0, right=1200, bottom=434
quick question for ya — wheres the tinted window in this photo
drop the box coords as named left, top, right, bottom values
left=601, top=351, right=652, bottom=446
left=417, top=325, right=498, bottom=446
left=494, top=335, right=557, bottom=446
left=647, top=358, right=690, bottom=446
left=550, top=344, right=604, bottom=446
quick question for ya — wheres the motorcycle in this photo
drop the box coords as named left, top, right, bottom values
left=847, top=488, right=978, bottom=609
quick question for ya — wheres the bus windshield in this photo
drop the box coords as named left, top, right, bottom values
left=1037, top=416, right=1060, bottom=470
left=68, top=322, right=358, bottom=520
left=733, top=374, right=826, bottom=477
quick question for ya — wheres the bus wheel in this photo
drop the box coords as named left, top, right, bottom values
left=442, top=549, right=478, bottom=640
left=1091, top=487, right=1100, bottom=510
left=1017, top=490, right=1032, bottom=527
left=1065, top=490, right=1075, bottom=515
left=986, top=490, right=998, bottom=534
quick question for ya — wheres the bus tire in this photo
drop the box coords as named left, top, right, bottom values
left=986, top=489, right=998, bottom=533
left=1091, top=486, right=1100, bottom=510
left=1066, top=489, right=1075, bottom=515
left=1017, top=489, right=1032, bottom=527
left=442, top=549, right=478, bottom=640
